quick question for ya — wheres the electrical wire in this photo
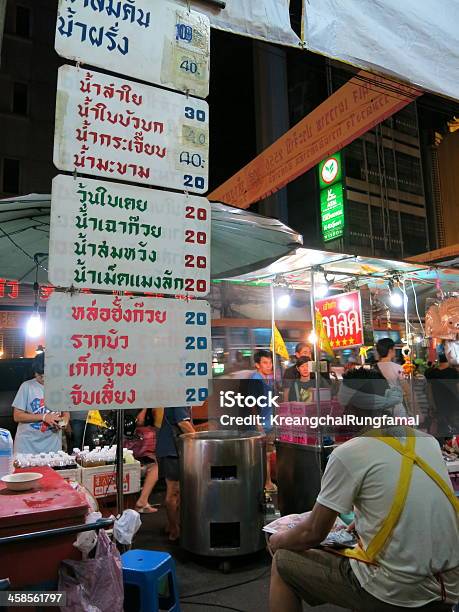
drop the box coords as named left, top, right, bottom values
left=410, top=279, right=425, bottom=335
left=180, top=567, right=271, bottom=600
left=0, top=224, right=45, bottom=268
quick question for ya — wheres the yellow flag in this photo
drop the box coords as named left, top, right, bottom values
left=315, top=309, right=334, bottom=357
left=270, top=325, right=290, bottom=361
left=86, top=410, right=107, bottom=428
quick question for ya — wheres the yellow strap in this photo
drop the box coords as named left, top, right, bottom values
left=337, top=429, right=459, bottom=564
left=365, top=435, right=416, bottom=560
left=375, top=433, right=459, bottom=515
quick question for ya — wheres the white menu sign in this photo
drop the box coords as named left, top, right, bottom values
left=49, top=175, right=210, bottom=296
left=45, top=292, right=211, bottom=410
left=54, top=65, right=209, bottom=193
left=55, top=0, right=210, bottom=98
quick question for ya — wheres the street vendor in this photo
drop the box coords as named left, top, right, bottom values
left=269, top=368, right=459, bottom=612
left=12, top=353, right=69, bottom=454
left=283, top=342, right=312, bottom=395
left=244, top=350, right=277, bottom=492
left=288, top=357, right=335, bottom=402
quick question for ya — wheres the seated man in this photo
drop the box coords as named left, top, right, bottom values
left=269, top=368, right=459, bottom=612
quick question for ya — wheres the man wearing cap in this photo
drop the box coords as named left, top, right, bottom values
left=269, top=368, right=459, bottom=611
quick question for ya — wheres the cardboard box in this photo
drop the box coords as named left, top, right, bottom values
left=54, top=467, right=81, bottom=483
left=80, top=461, right=141, bottom=498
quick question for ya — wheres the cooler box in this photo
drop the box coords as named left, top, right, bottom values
left=80, top=461, right=141, bottom=498
left=0, top=467, right=88, bottom=588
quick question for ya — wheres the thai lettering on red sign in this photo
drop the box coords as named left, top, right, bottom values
left=315, top=290, right=363, bottom=349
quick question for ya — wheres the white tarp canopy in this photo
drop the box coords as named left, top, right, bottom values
left=225, top=247, right=459, bottom=296
left=185, top=0, right=300, bottom=47
left=0, top=195, right=302, bottom=284
left=303, top=0, right=459, bottom=101
left=219, top=247, right=459, bottom=323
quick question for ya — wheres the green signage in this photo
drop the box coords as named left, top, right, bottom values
left=318, top=152, right=342, bottom=189
left=320, top=183, right=345, bottom=242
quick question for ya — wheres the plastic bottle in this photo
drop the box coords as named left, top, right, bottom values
left=123, top=449, right=135, bottom=464
left=0, top=429, right=14, bottom=479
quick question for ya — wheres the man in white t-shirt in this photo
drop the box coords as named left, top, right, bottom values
left=268, top=369, right=458, bottom=612
left=13, top=353, right=69, bottom=454
left=376, top=337, right=407, bottom=418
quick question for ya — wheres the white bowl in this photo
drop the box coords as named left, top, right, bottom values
left=1, top=472, right=43, bottom=491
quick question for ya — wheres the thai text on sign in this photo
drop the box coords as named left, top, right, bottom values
left=93, top=471, right=129, bottom=497
left=45, top=292, right=211, bottom=411
left=49, top=175, right=210, bottom=296
left=320, top=184, right=344, bottom=242
left=53, top=65, right=209, bottom=193
left=55, top=0, right=210, bottom=98
left=315, top=290, right=363, bottom=349
left=209, top=71, right=420, bottom=208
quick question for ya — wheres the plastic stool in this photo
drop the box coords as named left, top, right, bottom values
left=121, top=550, right=181, bottom=612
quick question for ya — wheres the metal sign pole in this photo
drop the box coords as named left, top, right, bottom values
left=116, top=409, right=124, bottom=515
left=309, top=268, right=323, bottom=473
left=270, top=282, right=277, bottom=386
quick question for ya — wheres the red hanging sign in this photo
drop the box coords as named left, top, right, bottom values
left=315, top=290, right=363, bottom=349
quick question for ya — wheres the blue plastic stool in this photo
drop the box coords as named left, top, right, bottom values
left=121, top=550, right=181, bottom=612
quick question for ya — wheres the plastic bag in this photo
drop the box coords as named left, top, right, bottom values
left=124, top=425, right=156, bottom=461
left=113, top=509, right=141, bottom=545
left=74, top=512, right=103, bottom=558
left=58, top=530, right=123, bottom=612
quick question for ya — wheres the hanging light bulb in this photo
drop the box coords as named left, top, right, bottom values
left=389, top=290, right=404, bottom=308
left=314, top=284, right=329, bottom=299
left=277, top=293, right=291, bottom=309
left=339, top=297, right=352, bottom=311
left=26, top=258, right=44, bottom=339
left=308, top=331, right=318, bottom=344
left=26, top=314, right=43, bottom=338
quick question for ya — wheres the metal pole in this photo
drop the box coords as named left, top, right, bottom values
left=309, top=269, right=323, bottom=471
left=402, top=278, right=415, bottom=414
left=270, top=282, right=277, bottom=386
left=116, top=409, right=124, bottom=515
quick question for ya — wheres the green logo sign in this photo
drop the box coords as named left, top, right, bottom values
left=320, top=183, right=345, bottom=242
left=318, top=152, right=342, bottom=189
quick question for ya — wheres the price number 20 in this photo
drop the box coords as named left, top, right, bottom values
left=185, top=310, right=209, bottom=403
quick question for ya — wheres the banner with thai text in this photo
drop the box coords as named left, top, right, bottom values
left=208, top=71, right=420, bottom=208
left=315, top=290, right=363, bottom=350
left=54, top=65, right=209, bottom=193
left=45, top=292, right=211, bottom=410
left=55, top=0, right=210, bottom=98
left=303, top=0, right=459, bottom=101
left=49, top=175, right=210, bottom=296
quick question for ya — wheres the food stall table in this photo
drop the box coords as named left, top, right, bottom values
left=0, top=467, right=88, bottom=588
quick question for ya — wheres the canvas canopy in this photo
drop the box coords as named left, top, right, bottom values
left=302, top=0, right=459, bottom=101
left=0, top=195, right=302, bottom=284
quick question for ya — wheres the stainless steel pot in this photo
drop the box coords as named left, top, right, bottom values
left=179, top=430, right=266, bottom=557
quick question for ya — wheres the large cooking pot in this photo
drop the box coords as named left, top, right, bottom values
left=179, top=430, right=266, bottom=557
